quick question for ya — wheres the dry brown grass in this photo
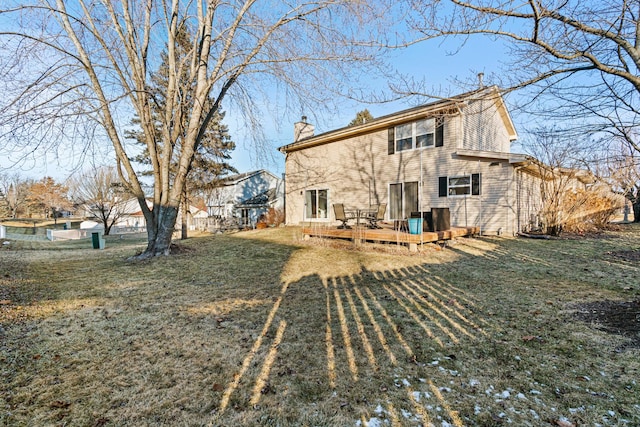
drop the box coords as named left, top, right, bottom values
left=1, top=225, right=639, bottom=426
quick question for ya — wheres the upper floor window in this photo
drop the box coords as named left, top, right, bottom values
left=388, top=117, right=444, bottom=155
left=395, top=118, right=435, bottom=152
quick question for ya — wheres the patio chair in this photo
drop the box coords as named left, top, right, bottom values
left=333, top=203, right=353, bottom=229
left=367, top=203, right=386, bottom=229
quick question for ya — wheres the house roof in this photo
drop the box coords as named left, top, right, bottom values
left=509, top=154, right=596, bottom=183
left=279, top=86, right=517, bottom=154
left=218, top=169, right=279, bottom=186
left=236, top=188, right=278, bottom=208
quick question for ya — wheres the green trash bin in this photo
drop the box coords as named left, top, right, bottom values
left=91, top=232, right=105, bottom=249
left=92, top=232, right=100, bottom=249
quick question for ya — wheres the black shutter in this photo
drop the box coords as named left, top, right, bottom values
left=388, top=127, right=395, bottom=155
left=438, top=176, right=448, bottom=197
left=472, top=173, right=481, bottom=195
left=435, top=117, right=444, bottom=147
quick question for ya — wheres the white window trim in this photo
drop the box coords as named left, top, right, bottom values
left=395, top=118, right=436, bottom=152
left=304, top=188, right=330, bottom=220
left=447, top=174, right=480, bottom=197
left=388, top=181, right=419, bottom=220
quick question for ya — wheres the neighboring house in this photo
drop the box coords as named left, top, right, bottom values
left=206, top=170, right=283, bottom=226
left=82, top=198, right=207, bottom=232
left=279, top=86, right=595, bottom=236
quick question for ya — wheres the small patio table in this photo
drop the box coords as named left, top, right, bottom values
left=346, top=207, right=378, bottom=228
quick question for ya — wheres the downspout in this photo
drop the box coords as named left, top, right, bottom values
left=420, top=146, right=424, bottom=246
left=513, top=165, right=524, bottom=235
left=478, top=159, right=482, bottom=235
left=282, top=171, right=286, bottom=225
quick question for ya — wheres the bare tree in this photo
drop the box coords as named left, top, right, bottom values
left=524, top=130, right=625, bottom=234
left=605, top=138, right=640, bottom=222
left=0, top=173, right=30, bottom=219
left=70, top=167, right=130, bottom=235
left=407, top=0, right=640, bottom=154
left=0, top=1, right=391, bottom=258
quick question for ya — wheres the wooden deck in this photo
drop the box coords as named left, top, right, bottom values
left=302, top=224, right=480, bottom=252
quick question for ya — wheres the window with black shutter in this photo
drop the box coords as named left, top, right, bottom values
left=388, top=128, right=395, bottom=155
left=435, top=117, right=444, bottom=147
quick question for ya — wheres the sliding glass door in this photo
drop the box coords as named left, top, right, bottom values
left=389, top=181, right=418, bottom=220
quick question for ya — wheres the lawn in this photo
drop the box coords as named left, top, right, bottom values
left=1, top=226, right=639, bottom=426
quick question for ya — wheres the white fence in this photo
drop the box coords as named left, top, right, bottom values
left=47, top=229, right=93, bottom=241
left=192, top=217, right=252, bottom=232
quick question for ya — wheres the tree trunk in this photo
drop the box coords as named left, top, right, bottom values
left=633, top=200, right=640, bottom=223
left=181, top=187, right=188, bottom=240
left=131, top=204, right=179, bottom=260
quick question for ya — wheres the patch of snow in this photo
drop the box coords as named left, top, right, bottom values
left=474, top=405, right=482, bottom=415
left=530, top=389, right=542, bottom=395
left=530, top=409, right=540, bottom=420
left=469, top=379, right=480, bottom=387
left=514, top=355, right=521, bottom=361
left=439, top=387, right=451, bottom=393
left=419, top=378, right=426, bottom=383
left=449, top=370, right=459, bottom=376
left=430, top=360, right=439, bottom=366
left=362, top=417, right=387, bottom=427
left=374, top=404, right=384, bottom=415
left=500, top=390, right=511, bottom=399
left=608, top=410, right=615, bottom=417
left=441, top=421, right=452, bottom=427
left=402, top=378, right=411, bottom=387
left=485, top=385, right=494, bottom=395
left=516, top=393, right=526, bottom=400
left=412, top=391, right=422, bottom=402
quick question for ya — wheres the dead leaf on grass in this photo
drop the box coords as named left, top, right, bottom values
left=0, top=300, right=12, bottom=305
left=93, top=417, right=109, bottom=427
left=522, top=335, right=536, bottom=342
left=213, top=383, right=224, bottom=392
left=50, top=400, right=71, bottom=409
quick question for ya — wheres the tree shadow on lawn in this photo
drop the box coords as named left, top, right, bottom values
left=3, top=230, right=640, bottom=426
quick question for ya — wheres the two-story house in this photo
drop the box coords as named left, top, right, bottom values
left=279, top=86, right=550, bottom=236
left=206, top=169, right=283, bottom=226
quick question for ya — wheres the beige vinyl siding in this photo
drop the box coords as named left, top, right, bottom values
left=462, top=97, right=512, bottom=153
left=283, top=89, right=531, bottom=235
left=286, top=114, right=520, bottom=234
left=515, top=169, right=544, bottom=233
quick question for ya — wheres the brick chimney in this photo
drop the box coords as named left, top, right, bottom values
left=293, top=116, right=314, bottom=142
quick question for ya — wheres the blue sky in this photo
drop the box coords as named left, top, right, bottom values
left=0, top=27, right=510, bottom=183
left=229, top=35, right=510, bottom=178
